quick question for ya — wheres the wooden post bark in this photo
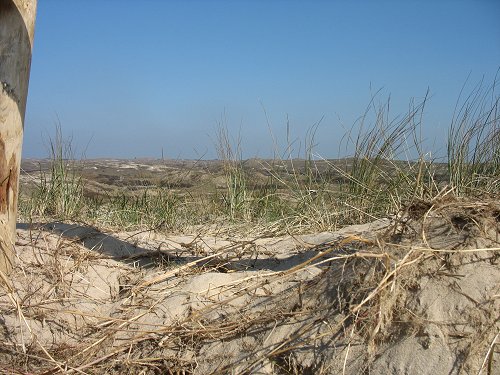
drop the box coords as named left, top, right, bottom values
left=0, top=0, right=37, bottom=275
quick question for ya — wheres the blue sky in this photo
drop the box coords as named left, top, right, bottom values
left=23, top=0, right=500, bottom=159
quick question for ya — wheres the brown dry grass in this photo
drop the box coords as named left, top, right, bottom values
left=1, top=197, right=498, bottom=374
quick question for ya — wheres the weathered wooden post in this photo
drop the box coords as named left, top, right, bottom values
left=0, top=0, right=37, bottom=274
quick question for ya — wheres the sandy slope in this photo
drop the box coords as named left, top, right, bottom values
left=1, top=198, right=498, bottom=374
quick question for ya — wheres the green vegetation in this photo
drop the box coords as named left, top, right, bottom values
left=448, top=77, right=500, bottom=196
left=20, top=126, right=85, bottom=220
left=19, top=80, right=499, bottom=234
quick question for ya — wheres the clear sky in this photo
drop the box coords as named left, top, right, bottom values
left=23, top=0, right=500, bottom=160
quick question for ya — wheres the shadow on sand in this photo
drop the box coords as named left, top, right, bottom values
left=16, top=221, right=354, bottom=272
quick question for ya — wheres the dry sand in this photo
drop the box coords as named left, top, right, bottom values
left=1, top=197, right=499, bottom=374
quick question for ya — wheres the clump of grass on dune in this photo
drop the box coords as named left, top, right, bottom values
left=263, top=122, right=343, bottom=232
left=448, top=75, right=499, bottom=196
left=20, top=125, right=84, bottom=221
left=329, top=90, right=441, bottom=224
left=215, top=124, right=250, bottom=221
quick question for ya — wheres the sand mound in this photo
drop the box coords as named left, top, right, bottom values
left=1, top=198, right=498, bottom=374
